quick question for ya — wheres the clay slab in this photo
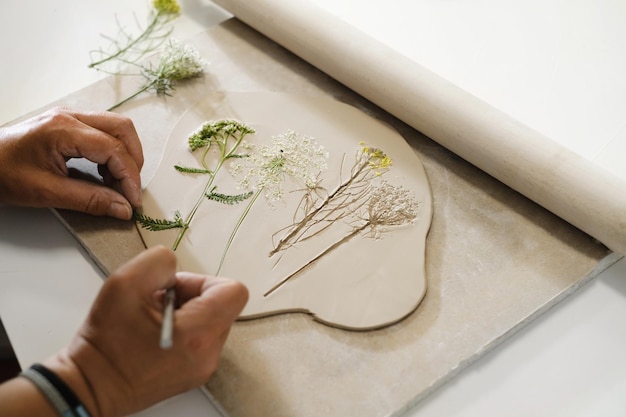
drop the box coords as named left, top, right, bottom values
left=138, top=92, right=432, bottom=330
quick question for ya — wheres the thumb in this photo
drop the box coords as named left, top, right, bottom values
left=176, top=275, right=249, bottom=330
left=107, top=246, right=178, bottom=295
left=200, top=278, right=249, bottom=321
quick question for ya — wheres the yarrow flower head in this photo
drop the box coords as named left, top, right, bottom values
left=188, top=120, right=255, bottom=151
left=153, top=0, right=181, bottom=14
left=232, top=130, right=329, bottom=202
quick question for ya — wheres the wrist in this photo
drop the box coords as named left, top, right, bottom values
left=43, top=348, right=102, bottom=417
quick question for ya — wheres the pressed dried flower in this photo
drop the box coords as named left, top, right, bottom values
left=232, top=130, right=329, bottom=202
left=365, top=181, right=419, bottom=235
left=269, top=143, right=393, bottom=255
left=359, top=142, right=392, bottom=174
left=265, top=180, right=419, bottom=297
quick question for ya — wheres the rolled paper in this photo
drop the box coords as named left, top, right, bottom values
left=214, top=0, right=626, bottom=255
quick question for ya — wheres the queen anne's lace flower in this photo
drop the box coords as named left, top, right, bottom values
left=144, top=39, right=207, bottom=96
left=158, top=39, right=207, bottom=81
left=106, top=38, right=208, bottom=110
left=232, top=130, right=329, bottom=202
left=367, top=181, right=419, bottom=232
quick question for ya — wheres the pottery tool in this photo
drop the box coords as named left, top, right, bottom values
left=160, top=287, right=176, bottom=349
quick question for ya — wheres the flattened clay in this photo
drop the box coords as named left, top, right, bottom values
left=139, top=92, right=433, bottom=329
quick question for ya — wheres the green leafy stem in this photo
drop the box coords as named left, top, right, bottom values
left=135, top=120, right=255, bottom=254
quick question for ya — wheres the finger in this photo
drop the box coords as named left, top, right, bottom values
left=98, top=165, right=116, bottom=189
left=70, top=109, right=144, bottom=171
left=56, top=122, right=142, bottom=208
left=109, top=246, right=177, bottom=295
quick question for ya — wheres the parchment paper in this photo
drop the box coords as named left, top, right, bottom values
left=212, top=0, right=626, bottom=256
left=38, top=20, right=619, bottom=417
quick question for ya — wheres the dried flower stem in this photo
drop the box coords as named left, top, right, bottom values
left=216, top=189, right=262, bottom=275
left=270, top=145, right=391, bottom=256
left=264, top=222, right=369, bottom=297
left=265, top=181, right=418, bottom=296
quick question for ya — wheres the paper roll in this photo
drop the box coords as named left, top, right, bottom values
left=213, top=0, right=626, bottom=255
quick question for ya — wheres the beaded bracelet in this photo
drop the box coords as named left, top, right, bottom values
left=21, top=363, right=92, bottom=417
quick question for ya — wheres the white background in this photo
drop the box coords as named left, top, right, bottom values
left=1, top=1, right=625, bottom=416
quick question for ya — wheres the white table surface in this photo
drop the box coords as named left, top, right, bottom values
left=1, top=1, right=625, bottom=416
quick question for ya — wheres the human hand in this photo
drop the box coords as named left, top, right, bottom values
left=0, top=107, right=143, bottom=219
left=43, top=246, right=248, bottom=417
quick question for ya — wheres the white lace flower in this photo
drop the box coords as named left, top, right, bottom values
left=156, top=38, right=207, bottom=82
left=232, top=130, right=329, bottom=202
left=107, top=38, right=208, bottom=110
left=366, top=181, right=419, bottom=234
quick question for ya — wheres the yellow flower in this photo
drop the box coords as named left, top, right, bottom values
left=153, top=0, right=181, bottom=14
left=359, top=143, right=392, bottom=173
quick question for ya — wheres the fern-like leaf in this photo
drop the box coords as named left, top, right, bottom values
left=134, top=210, right=185, bottom=231
left=206, top=190, right=253, bottom=205
left=226, top=153, right=250, bottom=159
left=174, top=165, right=211, bottom=174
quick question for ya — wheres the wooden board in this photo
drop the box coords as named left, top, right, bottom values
left=45, top=20, right=615, bottom=417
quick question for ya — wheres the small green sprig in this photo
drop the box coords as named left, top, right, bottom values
left=174, top=165, right=211, bottom=174
left=89, top=0, right=181, bottom=72
left=169, top=120, right=256, bottom=251
left=135, top=119, right=255, bottom=255
left=107, top=38, right=207, bottom=111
